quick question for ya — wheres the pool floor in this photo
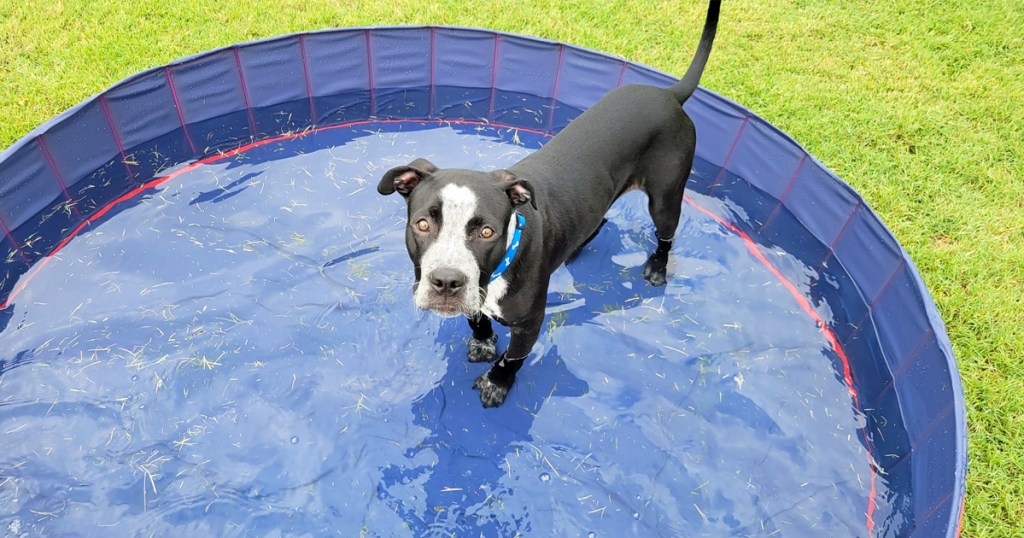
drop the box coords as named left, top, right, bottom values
left=0, top=122, right=891, bottom=535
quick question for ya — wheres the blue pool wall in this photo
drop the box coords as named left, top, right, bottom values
left=0, top=26, right=965, bottom=536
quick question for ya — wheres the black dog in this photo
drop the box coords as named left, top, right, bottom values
left=378, top=1, right=720, bottom=407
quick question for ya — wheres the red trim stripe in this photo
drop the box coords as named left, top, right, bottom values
left=957, top=496, right=965, bottom=537
left=684, top=195, right=878, bottom=536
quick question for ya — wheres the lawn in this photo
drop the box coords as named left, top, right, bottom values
left=1, top=1, right=1021, bottom=535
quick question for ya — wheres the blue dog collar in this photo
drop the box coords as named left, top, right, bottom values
left=489, top=212, right=526, bottom=283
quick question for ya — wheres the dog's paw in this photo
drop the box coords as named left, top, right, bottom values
left=473, top=373, right=512, bottom=408
left=467, top=334, right=499, bottom=363
left=642, top=253, right=669, bottom=287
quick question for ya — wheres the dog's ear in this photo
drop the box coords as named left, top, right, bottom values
left=378, top=158, right=438, bottom=197
left=494, top=170, right=537, bottom=210
left=505, top=180, right=537, bottom=210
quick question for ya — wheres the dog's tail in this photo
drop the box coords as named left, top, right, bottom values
left=668, top=0, right=721, bottom=104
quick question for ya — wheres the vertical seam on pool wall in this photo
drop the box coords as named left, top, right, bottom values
left=164, top=67, right=198, bottom=155
left=298, top=35, right=317, bottom=125
left=364, top=30, right=376, bottom=116
left=875, top=371, right=952, bottom=482
left=35, top=136, right=82, bottom=220
left=98, top=94, right=136, bottom=182
left=488, top=35, right=500, bottom=122
left=868, top=258, right=907, bottom=312
left=545, top=44, right=566, bottom=133
left=913, top=400, right=959, bottom=534
left=428, top=28, right=436, bottom=117
left=0, top=215, right=29, bottom=266
left=914, top=399, right=955, bottom=456
left=708, top=116, right=749, bottom=195
left=759, top=153, right=807, bottom=233
left=874, top=327, right=935, bottom=401
left=616, top=61, right=628, bottom=87
left=233, top=47, right=259, bottom=136
left=818, top=200, right=862, bottom=274
left=921, top=489, right=955, bottom=538
left=842, top=257, right=909, bottom=350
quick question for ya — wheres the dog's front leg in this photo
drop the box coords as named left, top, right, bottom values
left=642, top=237, right=673, bottom=287
left=473, top=315, right=543, bottom=408
left=466, top=313, right=498, bottom=363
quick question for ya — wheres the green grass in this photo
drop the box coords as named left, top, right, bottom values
left=2, top=1, right=1021, bottom=535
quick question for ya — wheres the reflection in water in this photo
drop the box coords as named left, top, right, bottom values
left=0, top=123, right=905, bottom=535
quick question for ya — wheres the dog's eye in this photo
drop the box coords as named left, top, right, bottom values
left=415, top=219, right=430, bottom=232
left=480, top=227, right=495, bottom=239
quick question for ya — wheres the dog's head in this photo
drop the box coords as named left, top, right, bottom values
left=378, top=158, right=536, bottom=317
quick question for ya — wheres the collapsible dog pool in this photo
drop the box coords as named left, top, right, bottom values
left=0, top=27, right=965, bottom=536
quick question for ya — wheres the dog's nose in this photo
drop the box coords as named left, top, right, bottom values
left=429, top=268, right=467, bottom=296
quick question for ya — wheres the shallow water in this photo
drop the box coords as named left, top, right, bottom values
left=0, top=122, right=887, bottom=536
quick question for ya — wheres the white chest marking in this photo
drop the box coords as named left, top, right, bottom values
left=479, top=212, right=519, bottom=319
left=481, top=278, right=507, bottom=319
left=413, top=184, right=482, bottom=313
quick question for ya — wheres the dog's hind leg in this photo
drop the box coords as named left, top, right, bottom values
left=466, top=313, right=498, bottom=363
left=641, top=148, right=694, bottom=286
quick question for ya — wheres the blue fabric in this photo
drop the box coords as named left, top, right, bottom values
left=0, top=141, right=63, bottom=235
left=0, top=26, right=966, bottom=537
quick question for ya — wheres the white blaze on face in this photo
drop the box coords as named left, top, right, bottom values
left=414, top=184, right=482, bottom=315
